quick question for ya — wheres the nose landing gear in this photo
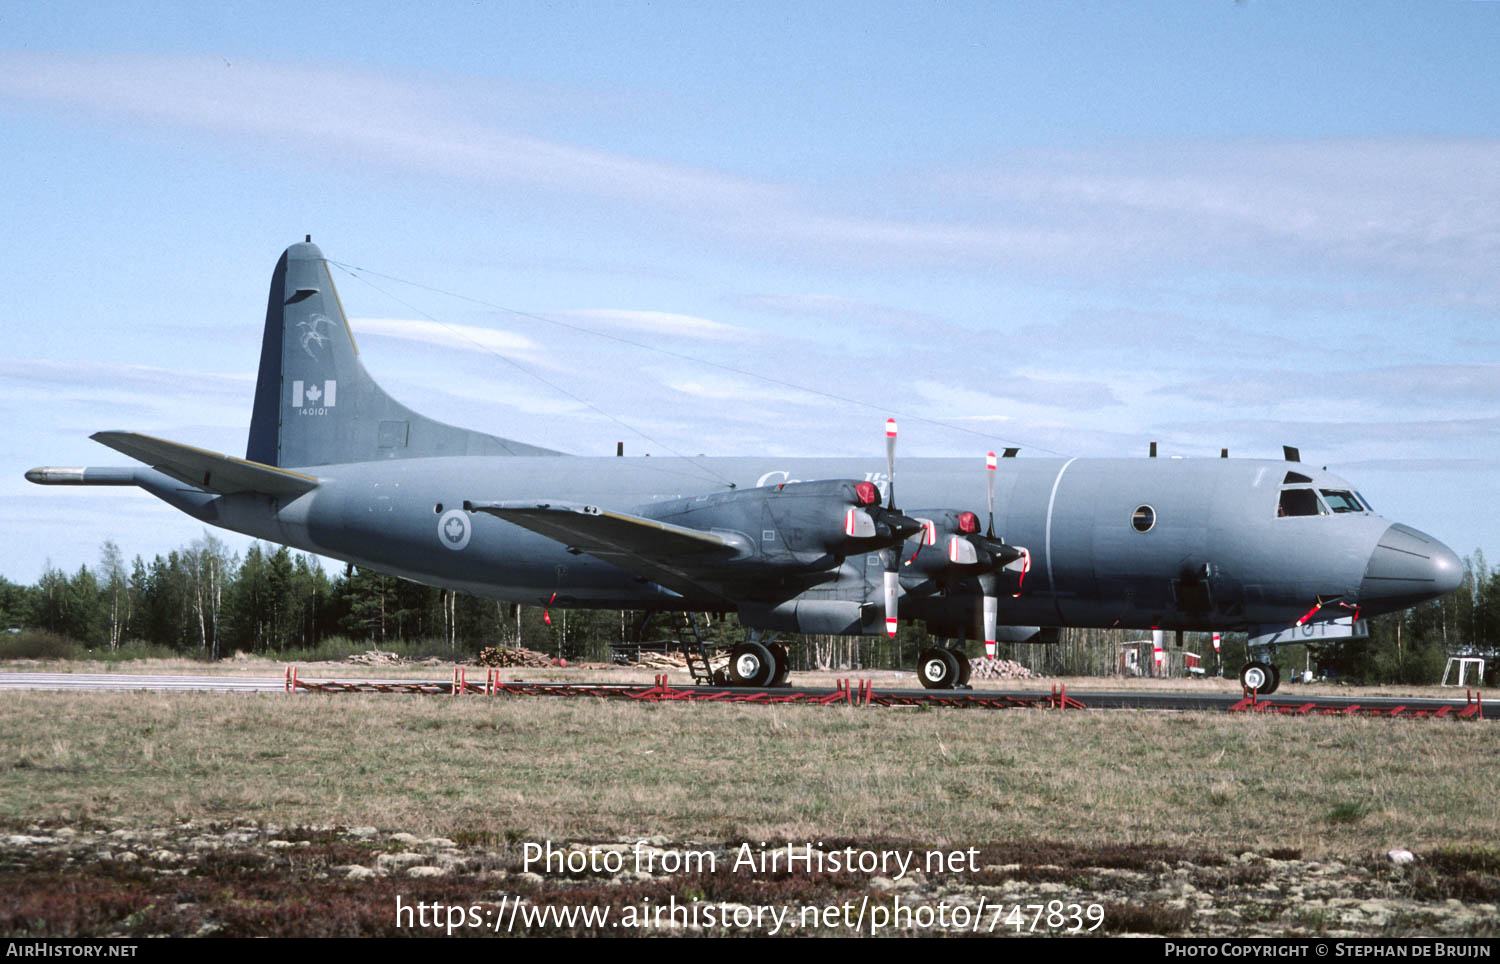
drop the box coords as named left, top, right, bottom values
left=1239, top=660, right=1280, bottom=695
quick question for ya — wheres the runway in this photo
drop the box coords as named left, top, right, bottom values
left=0, top=672, right=285, bottom=692
left=1, top=671, right=1490, bottom=718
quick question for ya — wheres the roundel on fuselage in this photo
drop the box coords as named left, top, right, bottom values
left=438, top=508, right=472, bottom=550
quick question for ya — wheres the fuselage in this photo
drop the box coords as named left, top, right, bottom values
left=140, top=451, right=1462, bottom=635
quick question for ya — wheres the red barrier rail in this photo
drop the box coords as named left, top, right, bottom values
left=1229, top=686, right=1484, bottom=720
left=282, top=667, right=1482, bottom=720
left=284, top=668, right=1087, bottom=711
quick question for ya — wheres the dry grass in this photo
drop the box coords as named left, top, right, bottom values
left=2, top=689, right=1495, bottom=857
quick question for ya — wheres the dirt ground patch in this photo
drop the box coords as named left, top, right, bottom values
left=1, top=823, right=1494, bottom=937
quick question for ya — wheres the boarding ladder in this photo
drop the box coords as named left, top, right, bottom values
left=676, top=613, right=718, bottom=685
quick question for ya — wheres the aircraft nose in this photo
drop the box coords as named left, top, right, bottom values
left=1359, top=524, right=1465, bottom=613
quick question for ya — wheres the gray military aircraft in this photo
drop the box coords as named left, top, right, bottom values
left=27, top=240, right=1465, bottom=693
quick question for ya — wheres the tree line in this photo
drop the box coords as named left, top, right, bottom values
left=0, top=535, right=1494, bottom=685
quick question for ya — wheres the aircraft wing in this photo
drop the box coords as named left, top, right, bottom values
left=466, top=500, right=743, bottom=602
left=91, top=431, right=319, bottom=498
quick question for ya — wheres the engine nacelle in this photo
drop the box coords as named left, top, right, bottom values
left=899, top=510, right=1026, bottom=584
left=738, top=598, right=886, bottom=635
left=641, top=478, right=923, bottom=569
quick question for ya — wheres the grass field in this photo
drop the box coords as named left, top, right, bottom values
left=3, top=688, right=1496, bottom=853
left=3, top=685, right=1498, bottom=937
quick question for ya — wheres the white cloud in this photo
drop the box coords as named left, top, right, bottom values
left=912, top=373, right=1121, bottom=415
left=0, top=358, right=252, bottom=394
left=5, top=52, right=1497, bottom=294
left=551, top=309, right=749, bottom=341
left=0, top=52, right=786, bottom=214
left=925, top=140, right=1500, bottom=284
left=659, top=375, right=808, bottom=405
left=742, top=293, right=958, bottom=339
left=1163, top=364, right=1500, bottom=413
left=351, top=317, right=540, bottom=356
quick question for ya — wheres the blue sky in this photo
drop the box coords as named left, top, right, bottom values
left=2, top=1, right=1497, bottom=582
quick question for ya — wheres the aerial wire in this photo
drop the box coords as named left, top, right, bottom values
left=327, top=262, right=741, bottom=489
left=326, top=259, right=1071, bottom=459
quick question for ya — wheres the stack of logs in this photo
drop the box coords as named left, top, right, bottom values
left=346, top=650, right=408, bottom=667
left=474, top=646, right=557, bottom=668
left=637, top=650, right=729, bottom=672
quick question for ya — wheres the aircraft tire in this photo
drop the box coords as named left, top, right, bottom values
left=1240, top=660, right=1280, bottom=695
left=729, top=641, right=776, bottom=687
left=918, top=647, right=961, bottom=690
left=950, top=646, right=972, bottom=687
left=767, top=642, right=791, bottom=688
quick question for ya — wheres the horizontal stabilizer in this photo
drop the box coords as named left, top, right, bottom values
left=466, top=500, right=742, bottom=601
left=91, top=431, right=319, bottom=498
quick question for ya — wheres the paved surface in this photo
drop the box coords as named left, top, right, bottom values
left=0, top=672, right=285, bottom=692
left=1, top=671, right=1490, bottom=717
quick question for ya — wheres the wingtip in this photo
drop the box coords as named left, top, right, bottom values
left=25, top=466, right=137, bottom=486
left=25, top=466, right=78, bottom=484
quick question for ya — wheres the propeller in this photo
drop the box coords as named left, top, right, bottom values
left=895, top=451, right=1031, bottom=658
left=882, top=419, right=901, bottom=637
left=836, top=420, right=922, bottom=640
left=986, top=450, right=997, bottom=538
left=869, top=424, right=1029, bottom=648
left=983, top=451, right=998, bottom=657
left=874, top=418, right=933, bottom=639
left=885, top=418, right=898, bottom=511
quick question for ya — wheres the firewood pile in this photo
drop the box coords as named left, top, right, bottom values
left=346, top=650, right=407, bottom=667
left=967, top=657, right=1039, bottom=680
left=637, top=650, right=729, bottom=672
left=474, top=646, right=556, bottom=668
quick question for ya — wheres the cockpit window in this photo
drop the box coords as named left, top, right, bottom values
left=1278, top=488, right=1326, bottom=517
left=1320, top=489, right=1364, bottom=514
left=1356, top=491, right=1374, bottom=511
left=1283, top=471, right=1313, bottom=484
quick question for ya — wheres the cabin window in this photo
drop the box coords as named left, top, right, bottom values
left=1131, top=505, right=1155, bottom=532
left=1319, top=489, right=1364, bottom=514
left=1277, top=488, right=1325, bottom=517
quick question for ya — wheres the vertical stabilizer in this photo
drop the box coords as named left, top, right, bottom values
left=246, top=242, right=560, bottom=467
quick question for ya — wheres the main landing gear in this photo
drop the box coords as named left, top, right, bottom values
left=917, top=644, right=973, bottom=690
left=1239, top=660, right=1280, bottom=695
left=727, top=633, right=791, bottom=687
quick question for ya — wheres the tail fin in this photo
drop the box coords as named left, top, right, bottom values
left=246, top=241, right=560, bottom=467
